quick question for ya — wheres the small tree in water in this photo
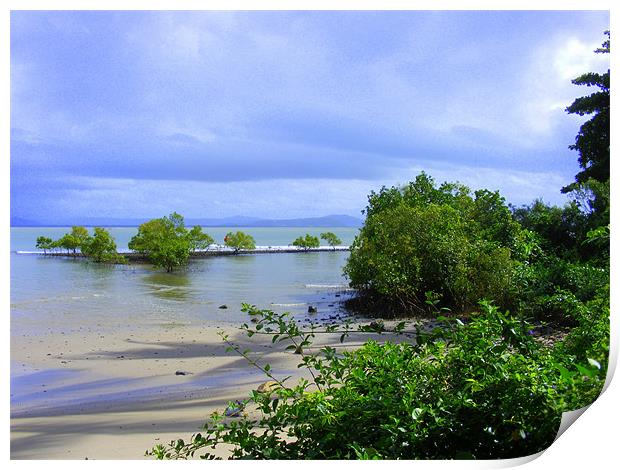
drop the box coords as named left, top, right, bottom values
left=292, top=234, right=320, bottom=252
left=35, top=236, right=54, bottom=254
left=224, top=231, right=256, bottom=254
left=320, top=232, right=342, bottom=250
left=129, top=212, right=213, bottom=271
left=81, top=227, right=125, bottom=263
left=188, top=226, right=214, bottom=253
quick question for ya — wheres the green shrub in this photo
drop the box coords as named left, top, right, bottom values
left=511, top=200, right=588, bottom=259
left=148, top=302, right=606, bottom=460
left=512, top=250, right=609, bottom=324
left=345, top=174, right=521, bottom=313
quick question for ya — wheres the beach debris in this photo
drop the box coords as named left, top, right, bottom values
left=175, top=370, right=193, bottom=376
left=218, top=304, right=228, bottom=309
left=225, top=400, right=245, bottom=417
left=308, top=306, right=317, bottom=313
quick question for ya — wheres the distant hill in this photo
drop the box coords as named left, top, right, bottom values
left=10, top=214, right=364, bottom=228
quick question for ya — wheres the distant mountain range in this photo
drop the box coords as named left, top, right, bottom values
left=10, top=214, right=364, bottom=228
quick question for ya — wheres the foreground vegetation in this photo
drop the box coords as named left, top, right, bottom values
left=149, top=32, right=610, bottom=460
left=149, top=297, right=607, bottom=460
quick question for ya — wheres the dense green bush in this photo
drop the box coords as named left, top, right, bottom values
left=511, top=247, right=609, bottom=324
left=148, top=301, right=607, bottom=460
left=511, top=199, right=589, bottom=260
left=345, top=173, right=521, bottom=313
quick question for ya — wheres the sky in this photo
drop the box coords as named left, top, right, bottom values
left=10, top=10, right=610, bottom=223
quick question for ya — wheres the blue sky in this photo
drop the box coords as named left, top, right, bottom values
left=10, top=10, right=609, bottom=223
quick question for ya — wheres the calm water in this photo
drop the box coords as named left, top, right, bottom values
left=11, top=227, right=360, bottom=337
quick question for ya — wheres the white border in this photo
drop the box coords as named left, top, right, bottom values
left=3, top=1, right=615, bottom=468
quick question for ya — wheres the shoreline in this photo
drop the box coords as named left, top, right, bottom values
left=10, top=315, right=426, bottom=459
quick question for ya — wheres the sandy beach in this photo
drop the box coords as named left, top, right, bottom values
left=11, top=314, right=420, bottom=460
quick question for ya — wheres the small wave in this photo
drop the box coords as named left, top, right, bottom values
left=270, top=302, right=306, bottom=307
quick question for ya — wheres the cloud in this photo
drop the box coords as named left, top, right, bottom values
left=12, top=160, right=574, bottom=224
left=10, top=10, right=609, bottom=221
left=553, top=37, right=609, bottom=81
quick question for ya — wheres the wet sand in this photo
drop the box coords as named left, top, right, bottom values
left=11, top=317, right=419, bottom=459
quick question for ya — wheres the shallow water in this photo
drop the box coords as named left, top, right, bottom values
left=11, top=227, right=359, bottom=336
left=11, top=227, right=362, bottom=418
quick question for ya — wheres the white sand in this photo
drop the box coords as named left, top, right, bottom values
left=11, top=318, right=419, bottom=460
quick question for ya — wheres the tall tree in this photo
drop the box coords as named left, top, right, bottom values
left=561, top=31, right=610, bottom=221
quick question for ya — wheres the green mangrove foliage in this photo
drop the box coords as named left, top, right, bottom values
left=36, top=226, right=124, bottom=263
left=148, top=301, right=607, bottom=460
left=56, top=226, right=88, bottom=255
left=344, top=173, right=522, bottom=314
left=81, top=227, right=125, bottom=263
left=292, top=234, right=320, bottom=251
left=128, top=212, right=213, bottom=272
left=35, top=236, right=54, bottom=254
left=511, top=199, right=589, bottom=260
left=224, top=231, right=256, bottom=253
left=320, top=231, right=342, bottom=250
left=188, top=226, right=215, bottom=252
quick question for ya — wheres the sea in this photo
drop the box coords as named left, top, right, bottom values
left=10, top=227, right=361, bottom=337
